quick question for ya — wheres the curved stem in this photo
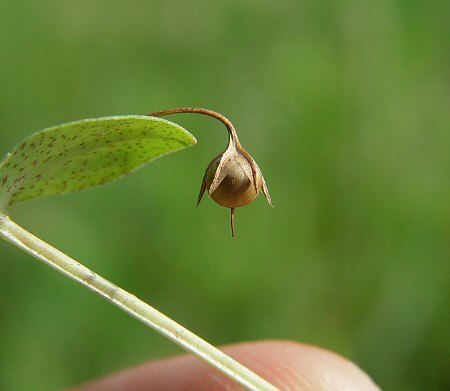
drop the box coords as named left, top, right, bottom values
left=0, top=214, right=279, bottom=391
left=148, top=108, right=240, bottom=147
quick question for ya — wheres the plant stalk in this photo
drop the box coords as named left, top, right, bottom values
left=0, top=214, right=279, bottom=391
left=148, top=107, right=241, bottom=147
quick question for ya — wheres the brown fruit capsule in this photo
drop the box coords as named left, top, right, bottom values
left=148, top=108, right=272, bottom=236
left=202, top=152, right=258, bottom=209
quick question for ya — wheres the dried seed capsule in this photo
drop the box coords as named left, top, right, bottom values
left=201, top=152, right=257, bottom=209
left=149, top=108, right=272, bottom=237
left=198, top=137, right=272, bottom=237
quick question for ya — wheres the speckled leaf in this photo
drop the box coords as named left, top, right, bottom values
left=0, top=115, right=196, bottom=210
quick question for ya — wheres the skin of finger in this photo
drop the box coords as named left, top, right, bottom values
left=72, top=340, right=381, bottom=391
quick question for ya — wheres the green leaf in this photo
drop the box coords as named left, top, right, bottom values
left=0, top=115, right=196, bottom=211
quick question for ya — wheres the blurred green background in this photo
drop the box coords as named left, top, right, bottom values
left=1, top=1, right=449, bottom=390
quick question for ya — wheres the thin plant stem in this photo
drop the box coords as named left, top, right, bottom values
left=231, top=208, right=235, bottom=237
left=0, top=213, right=279, bottom=391
left=148, top=108, right=240, bottom=147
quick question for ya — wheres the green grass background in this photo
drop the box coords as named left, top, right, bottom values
left=0, top=1, right=448, bottom=390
